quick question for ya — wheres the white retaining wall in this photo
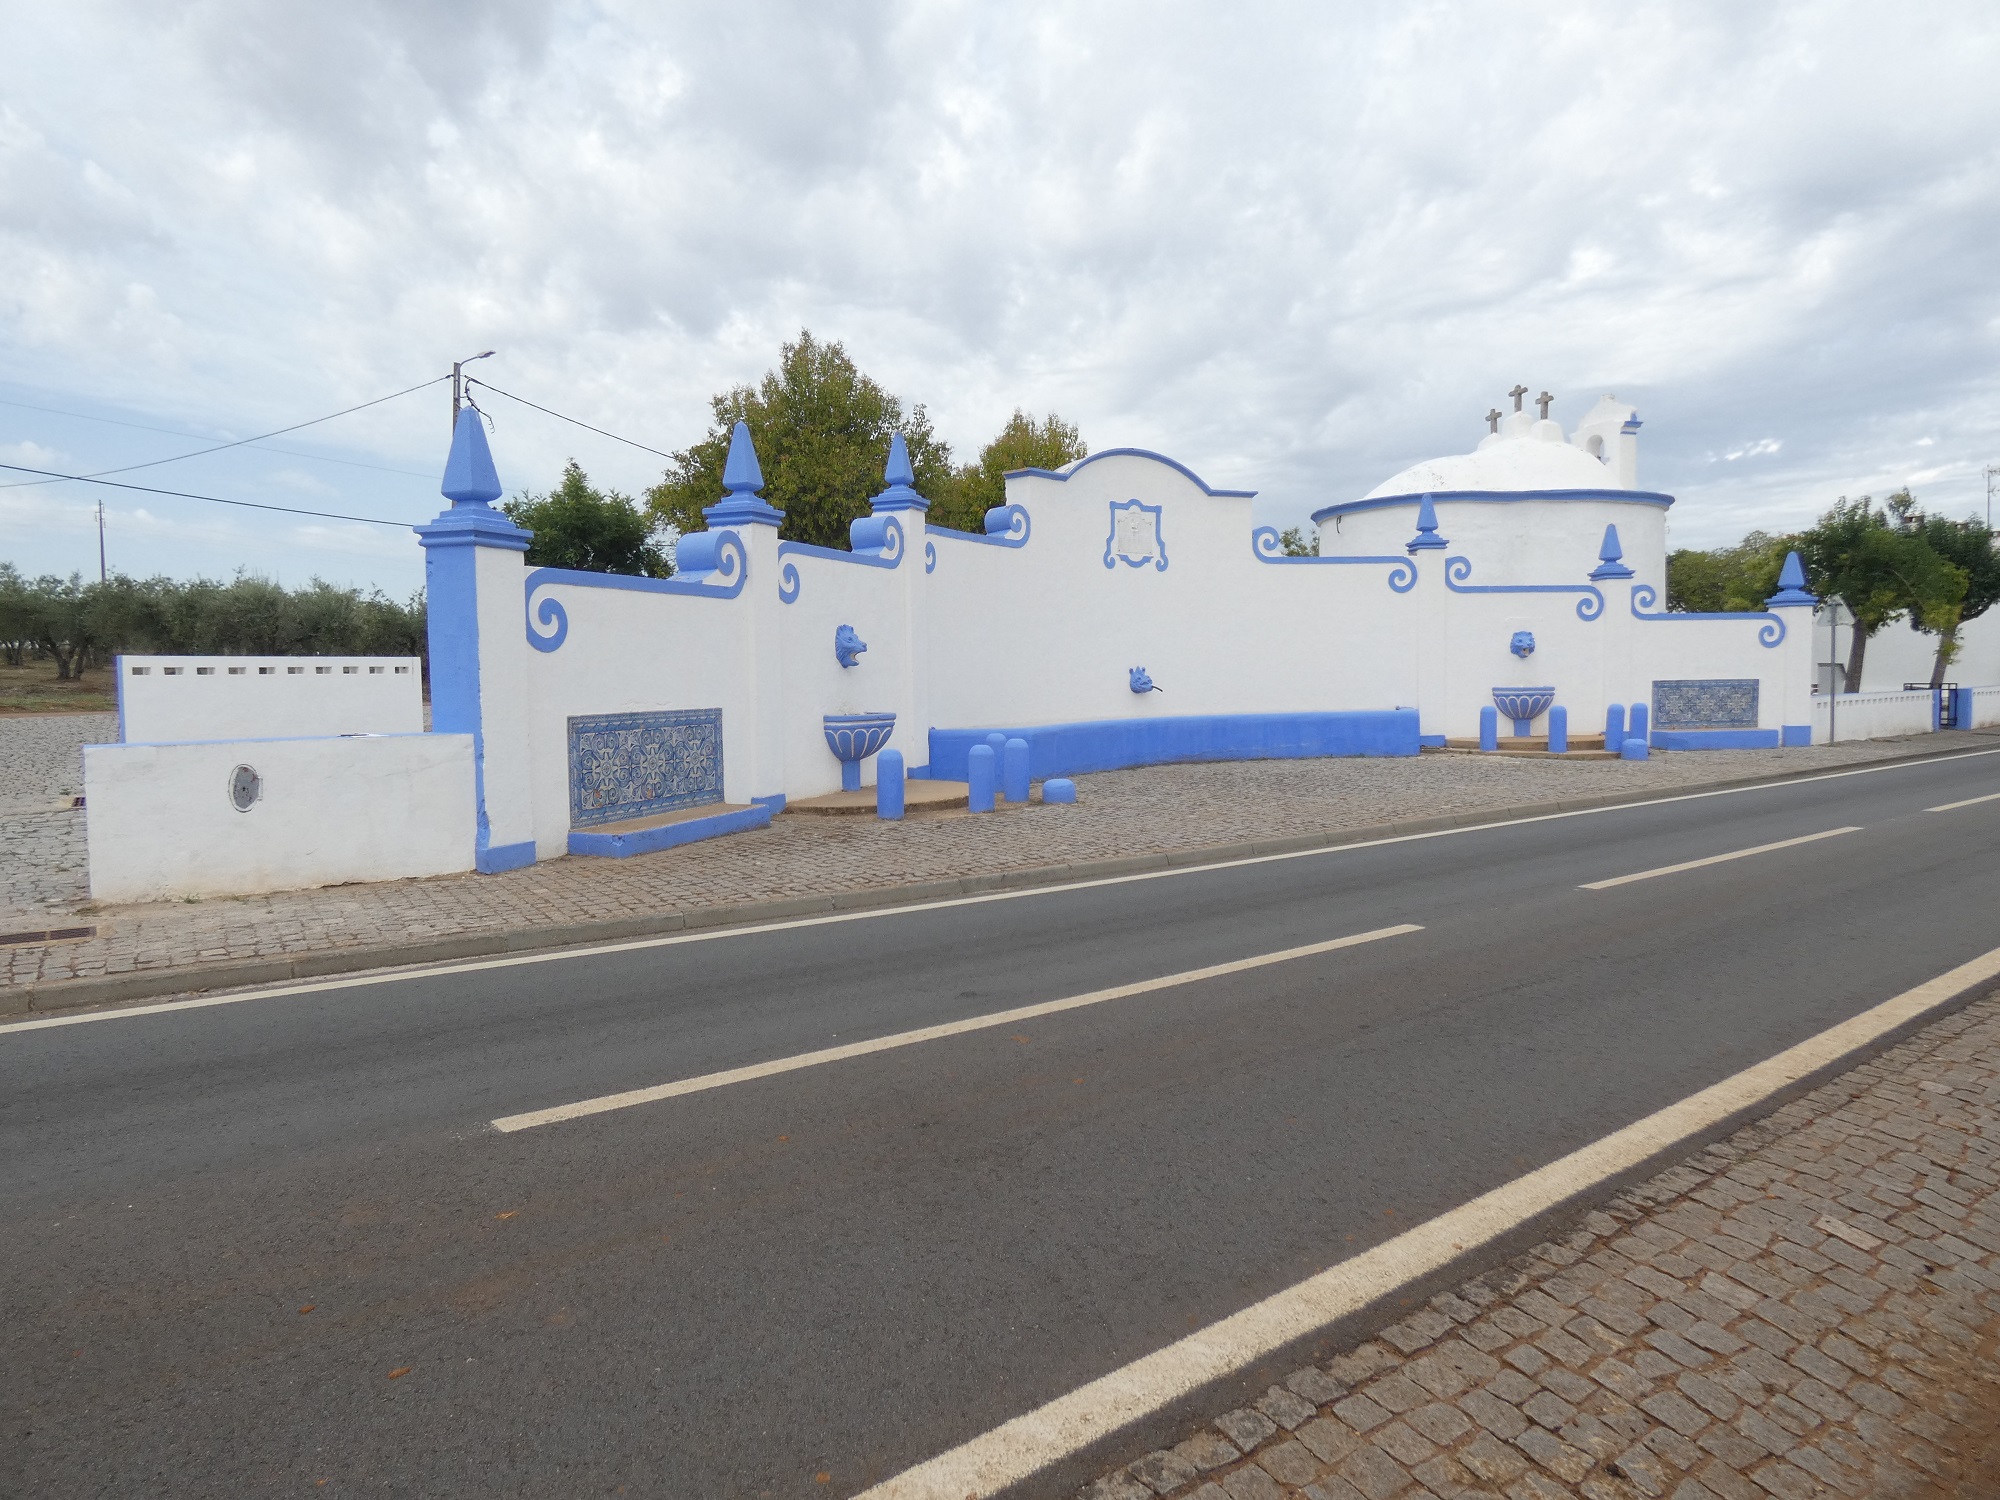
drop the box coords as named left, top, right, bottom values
left=116, top=655, right=423, bottom=742
left=84, top=733, right=474, bottom=902
left=1810, top=689, right=1936, bottom=744
left=1972, top=686, right=2000, bottom=729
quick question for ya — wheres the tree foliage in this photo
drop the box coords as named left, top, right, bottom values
left=927, top=409, right=1089, bottom=534
left=1902, top=505, right=1999, bottom=685
left=1798, top=492, right=1967, bottom=688
left=646, top=331, right=956, bottom=549
left=502, top=460, right=670, bottom=576
left=1666, top=531, right=1789, bottom=613
left=1277, top=526, right=1319, bottom=557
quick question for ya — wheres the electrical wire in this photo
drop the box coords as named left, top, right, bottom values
left=0, top=462, right=418, bottom=528
left=465, top=377, right=677, bottom=460
left=0, top=374, right=452, bottom=491
left=0, top=395, right=437, bottom=478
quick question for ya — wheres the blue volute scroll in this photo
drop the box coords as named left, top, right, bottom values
left=1250, top=527, right=1417, bottom=591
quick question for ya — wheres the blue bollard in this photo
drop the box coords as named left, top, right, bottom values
left=1548, top=705, right=1568, bottom=755
left=1042, top=777, right=1077, bottom=804
left=1605, top=703, right=1625, bottom=749
left=1628, top=702, right=1650, bottom=746
left=875, top=748, right=904, bottom=820
left=967, top=743, right=996, bottom=812
left=1621, top=736, right=1649, bottom=761
left=1479, top=704, right=1498, bottom=752
left=1002, top=737, right=1030, bottom=804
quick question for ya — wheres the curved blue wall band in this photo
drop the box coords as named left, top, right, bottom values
left=775, top=517, right=905, bottom=604
left=924, top=539, right=937, bottom=573
left=524, top=531, right=748, bottom=653
left=928, top=710, right=1418, bottom=781
left=1249, top=527, right=1417, bottom=591
left=1444, top=556, right=1604, bottom=621
left=1311, top=487, right=1676, bottom=526
left=925, top=506, right=1032, bottom=551
left=1629, top=583, right=1785, bottom=647
left=1004, top=447, right=1256, bottom=498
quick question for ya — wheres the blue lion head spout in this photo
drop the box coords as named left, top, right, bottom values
left=834, top=624, right=867, bottom=668
left=1510, top=630, right=1536, bottom=658
left=1129, top=666, right=1161, bottom=694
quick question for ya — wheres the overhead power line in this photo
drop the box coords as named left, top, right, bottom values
left=0, top=395, right=435, bottom=477
left=0, top=374, right=452, bottom=491
left=0, top=461, right=417, bottom=528
left=465, top=377, right=677, bottom=461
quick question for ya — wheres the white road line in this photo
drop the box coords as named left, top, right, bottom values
left=1578, top=826, right=1861, bottom=891
left=488, top=924, right=1422, bottom=1133
left=853, top=940, right=2000, bottom=1500
left=1928, top=790, right=2000, bottom=813
left=7, top=746, right=1997, bottom=1037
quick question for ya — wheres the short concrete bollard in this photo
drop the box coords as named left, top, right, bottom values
left=875, top=748, right=904, bottom=820
left=1479, top=704, right=1498, bottom=752
left=1001, top=737, right=1030, bottom=804
left=967, top=743, right=996, bottom=812
left=1621, top=736, right=1649, bottom=760
left=1605, top=703, right=1626, bottom=748
left=1042, top=777, right=1076, bottom=804
left=1547, top=704, right=1568, bottom=755
left=1627, top=702, right=1650, bottom=745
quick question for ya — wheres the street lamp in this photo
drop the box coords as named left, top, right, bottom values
left=452, top=350, right=495, bottom=429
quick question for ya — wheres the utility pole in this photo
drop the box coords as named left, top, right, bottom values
left=96, top=500, right=106, bottom=583
left=452, top=350, right=495, bottom=429
left=1985, top=465, right=1998, bottom=531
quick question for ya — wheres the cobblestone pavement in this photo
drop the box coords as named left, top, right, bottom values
left=5, top=713, right=1994, bottom=990
left=0, top=711, right=108, bottom=919
left=1078, top=993, right=2000, bottom=1500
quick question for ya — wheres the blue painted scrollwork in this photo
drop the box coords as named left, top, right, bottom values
left=1631, top=583, right=1785, bottom=647
left=1251, top=527, right=1416, bottom=592
left=774, top=516, right=905, bottom=604
left=1443, top=555, right=1604, bottom=621
left=924, top=539, right=937, bottom=573
left=525, top=529, right=747, bottom=653
left=923, top=505, right=1031, bottom=553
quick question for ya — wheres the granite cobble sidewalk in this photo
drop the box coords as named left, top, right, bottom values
left=5, top=714, right=1995, bottom=1000
left=1077, top=992, right=2000, bottom=1500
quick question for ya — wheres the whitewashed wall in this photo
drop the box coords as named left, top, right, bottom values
left=116, top=655, right=423, bottom=742
left=1969, top=686, right=2000, bottom=729
left=84, top=733, right=474, bottom=902
left=1825, top=611, right=2000, bottom=693
left=1810, top=690, right=1936, bottom=743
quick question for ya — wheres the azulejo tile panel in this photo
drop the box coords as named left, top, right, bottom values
left=568, top=708, right=724, bottom=827
left=1653, top=678, right=1758, bottom=730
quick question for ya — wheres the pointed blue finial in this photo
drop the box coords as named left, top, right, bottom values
left=441, top=406, right=502, bottom=506
left=1589, top=522, right=1634, bottom=580
left=705, top=420, right=783, bottom=527
left=1405, top=493, right=1447, bottom=552
left=868, top=430, right=929, bottom=515
left=1767, top=549, right=1817, bottom=607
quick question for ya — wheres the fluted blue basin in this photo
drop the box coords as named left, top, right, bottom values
left=1492, top=687, right=1555, bottom=736
left=824, top=711, right=897, bottom=792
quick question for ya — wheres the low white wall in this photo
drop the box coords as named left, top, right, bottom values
left=117, top=655, right=423, bottom=743
left=1810, top=689, right=1934, bottom=743
left=1972, top=686, right=2000, bottom=729
left=84, top=733, right=474, bottom=903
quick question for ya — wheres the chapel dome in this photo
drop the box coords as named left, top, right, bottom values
left=1364, top=429, right=1612, bottom=498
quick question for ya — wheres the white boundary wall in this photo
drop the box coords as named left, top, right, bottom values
left=1810, top=690, right=1936, bottom=743
left=1972, top=686, right=2000, bottom=729
left=84, top=734, right=474, bottom=902
left=116, top=655, right=423, bottom=743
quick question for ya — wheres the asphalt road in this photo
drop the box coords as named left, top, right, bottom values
left=5, top=748, right=1999, bottom=1498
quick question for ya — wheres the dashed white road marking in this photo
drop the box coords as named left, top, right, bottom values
left=488, top=924, right=1422, bottom=1132
left=1927, top=790, right=2000, bottom=813
left=852, top=940, right=2000, bottom=1500
left=1578, top=826, right=1860, bottom=890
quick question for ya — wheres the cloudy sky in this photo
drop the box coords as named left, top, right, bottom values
left=4, top=1, right=1997, bottom=597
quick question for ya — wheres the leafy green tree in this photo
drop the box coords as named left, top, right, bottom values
left=928, top=410, right=1089, bottom=534
left=1903, top=506, right=1998, bottom=687
left=1277, top=526, right=1319, bottom=557
left=647, top=331, right=955, bottom=550
left=503, top=461, right=670, bottom=577
left=0, top=563, right=32, bottom=666
left=1665, top=531, right=1792, bottom=613
left=1797, top=494, right=1965, bottom=689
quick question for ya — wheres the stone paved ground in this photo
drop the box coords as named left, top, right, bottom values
left=1078, top=992, right=2000, bottom=1500
left=6, top=714, right=1995, bottom=992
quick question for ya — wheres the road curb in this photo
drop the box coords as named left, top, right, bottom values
left=12, top=736, right=1995, bottom=1017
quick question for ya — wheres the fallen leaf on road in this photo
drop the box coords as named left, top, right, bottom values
left=495, top=1211, right=517, bottom=1220
left=1011, top=1034, right=1030, bottom=1044
left=298, top=1304, right=316, bottom=1315
left=778, top=1135, right=789, bottom=1142
left=386, top=1366, right=412, bottom=1379
left=815, top=1474, right=831, bottom=1485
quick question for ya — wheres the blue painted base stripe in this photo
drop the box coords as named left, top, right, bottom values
left=1651, top=728, right=1781, bottom=750
left=1419, top=734, right=1446, bottom=748
left=475, top=839, right=537, bottom=874
left=568, top=803, right=775, bottom=859
left=1781, top=724, right=1812, bottom=747
left=929, top=711, right=1419, bottom=781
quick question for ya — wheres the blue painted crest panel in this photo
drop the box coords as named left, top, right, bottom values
left=568, top=708, right=723, bottom=827
left=1652, top=679, right=1758, bottom=730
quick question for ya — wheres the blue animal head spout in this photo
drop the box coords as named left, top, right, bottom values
left=1510, top=630, right=1536, bottom=659
left=834, top=624, right=868, bottom=669
left=1129, top=667, right=1162, bottom=694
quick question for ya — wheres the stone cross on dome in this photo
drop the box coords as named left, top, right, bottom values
left=1508, top=384, right=1528, bottom=411
left=1486, top=408, right=1502, bottom=434
left=1536, top=391, right=1554, bottom=420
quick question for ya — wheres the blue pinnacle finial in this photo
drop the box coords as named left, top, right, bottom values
left=441, top=405, right=502, bottom=506
left=1405, top=493, right=1447, bottom=552
left=1767, top=549, right=1817, bottom=607
left=868, top=430, right=929, bottom=515
left=722, top=420, right=764, bottom=494
left=1589, top=522, right=1634, bottom=580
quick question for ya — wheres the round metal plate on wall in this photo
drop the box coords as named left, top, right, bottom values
left=228, top=764, right=262, bottom=813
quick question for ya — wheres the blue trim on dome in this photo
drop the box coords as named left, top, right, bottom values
left=1310, top=488, right=1675, bottom=525
left=1005, top=447, right=1256, bottom=498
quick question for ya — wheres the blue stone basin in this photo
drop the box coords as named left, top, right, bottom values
left=824, top=711, right=897, bottom=792
left=1492, top=687, right=1555, bottom=736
